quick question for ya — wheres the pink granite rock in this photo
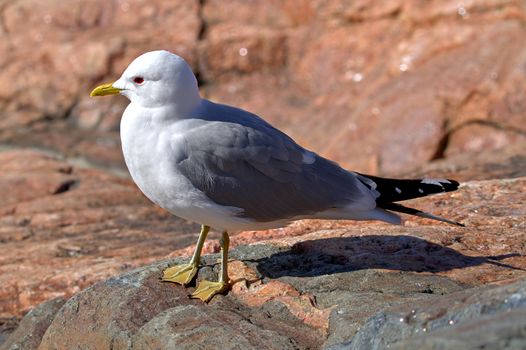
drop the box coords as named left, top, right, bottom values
left=0, top=150, right=200, bottom=319
left=0, top=0, right=524, bottom=174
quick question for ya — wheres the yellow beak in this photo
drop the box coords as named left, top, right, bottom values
left=90, top=82, right=121, bottom=97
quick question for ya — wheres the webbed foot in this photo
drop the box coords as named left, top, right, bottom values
left=191, top=280, right=229, bottom=302
left=162, top=263, right=199, bottom=285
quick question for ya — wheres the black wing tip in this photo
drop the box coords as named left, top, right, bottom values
left=419, top=178, right=460, bottom=193
left=444, top=178, right=460, bottom=191
left=449, top=179, right=460, bottom=186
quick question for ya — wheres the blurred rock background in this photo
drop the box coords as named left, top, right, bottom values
left=1, top=0, right=525, bottom=348
left=1, top=0, right=525, bottom=174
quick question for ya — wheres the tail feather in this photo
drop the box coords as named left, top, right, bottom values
left=380, top=202, right=465, bottom=227
left=355, top=173, right=463, bottom=227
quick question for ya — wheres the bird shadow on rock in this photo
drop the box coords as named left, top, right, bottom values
left=255, top=235, right=523, bottom=278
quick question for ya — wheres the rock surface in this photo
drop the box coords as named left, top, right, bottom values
left=0, top=297, right=65, bottom=350
left=2, top=165, right=525, bottom=348
left=405, top=140, right=526, bottom=181
left=1, top=0, right=526, bottom=349
left=330, top=279, right=526, bottom=350
left=36, top=259, right=324, bottom=350
left=0, top=149, right=200, bottom=320
left=0, top=0, right=525, bottom=174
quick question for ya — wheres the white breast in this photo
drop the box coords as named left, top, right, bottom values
left=119, top=104, right=264, bottom=232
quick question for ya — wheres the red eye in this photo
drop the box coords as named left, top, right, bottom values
left=133, top=77, right=144, bottom=85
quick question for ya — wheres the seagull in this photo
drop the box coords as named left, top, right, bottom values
left=90, top=50, right=463, bottom=302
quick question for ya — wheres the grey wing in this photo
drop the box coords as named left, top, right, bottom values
left=172, top=121, right=375, bottom=222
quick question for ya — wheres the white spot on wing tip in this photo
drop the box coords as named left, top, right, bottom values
left=395, top=187, right=402, bottom=194
left=421, top=178, right=450, bottom=188
left=420, top=179, right=451, bottom=186
left=418, top=188, right=424, bottom=194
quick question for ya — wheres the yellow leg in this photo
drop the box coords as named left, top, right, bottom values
left=162, top=225, right=210, bottom=285
left=191, top=231, right=230, bottom=302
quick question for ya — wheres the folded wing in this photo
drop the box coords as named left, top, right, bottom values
left=172, top=119, right=376, bottom=222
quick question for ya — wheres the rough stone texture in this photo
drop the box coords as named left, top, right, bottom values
left=405, top=140, right=526, bottom=182
left=0, top=0, right=525, bottom=174
left=0, top=149, right=201, bottom=320
left=199, top=0, right=526, bottom=174
left=332, top=279, right=526, bottom=350
left=0, top=297, right=65, bottom=350
left=250, top=178, right=526, bottom=348
left=2, top=1, right=526, bottom=348
left=0, top=0, right=201, bottom=170
left=2, top=121, right=521, bottom=336
left=0, top=0, right=200, bottom=129
left=36, top=259, right=323, bottom=350
left=3, top=168, right=525, bottom=348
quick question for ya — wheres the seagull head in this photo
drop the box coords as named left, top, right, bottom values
left=90, top=50, right=200, bottom=109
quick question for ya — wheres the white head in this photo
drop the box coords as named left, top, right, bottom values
left=91, top=50, right=201, bottom=110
